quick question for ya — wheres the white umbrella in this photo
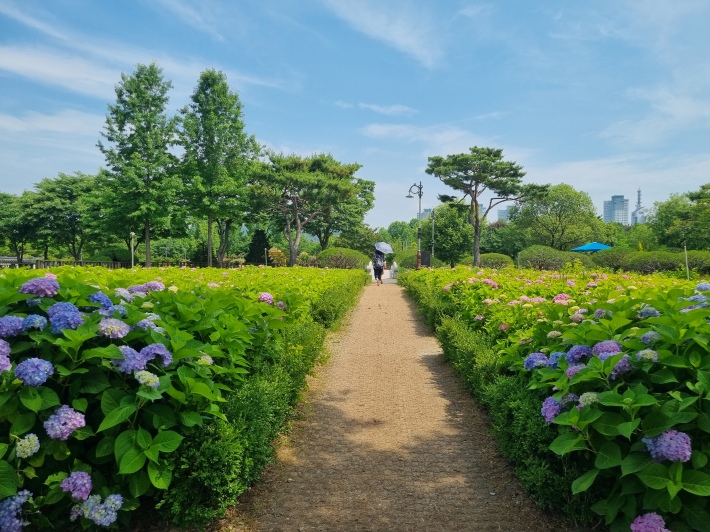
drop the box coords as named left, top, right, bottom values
left=374, top=242, right=393, bottom=254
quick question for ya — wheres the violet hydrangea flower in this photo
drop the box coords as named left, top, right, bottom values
left=133, top=319, right=158, bottom=331
left=22, top=314, right=47, bottom=332
left=641, top=331, right=661, bottom=345
left=0, top=316, right=24, bottom=338
left=592, top=340, right=622, bottom=357
left=637, top=306, right=660, bottom=319
left=610, top=354, right=632, bottom=379
left=541, top=397, right=562, bottom=424
left=566, top=364, right=585, bottom=379
left=642, top=429, right=692, bottom=462
left=565, top=344, right=593, bottom=363
left=143, top=281, right=165, bottom=291
left=0, top=489, right=32, bottom=532
left=61, top=471, right=92, bottom=500
left=630, top=512, right=670, bottom=532
left=594, top=309, right=613, bottom=319
left=258, top=292, right=274, bottom=305
left=15, top=358, right=54, bottom=386
left=44, top=405, right=85, bottom=440
left=19, top=277, right=60, bottom=297
left=112, top=346, right=146, bottom=373
left=47, top=302, right=79, bottom=319
left=523, top=352, right=548, bottom=370
left=140, top=343, right=172, bottom=366
left=98, top=318, right=131, bottom=339
left=0, top=353, right=10, bottom=374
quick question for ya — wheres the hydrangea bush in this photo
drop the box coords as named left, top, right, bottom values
left=401, top=266, right=710, bottom=531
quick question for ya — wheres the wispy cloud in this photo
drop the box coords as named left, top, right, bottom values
left=321, top=0, right=444, bottom=68
left=0, top=110, right=104, bottom=135
left=335, top=100, right=353, bottom=109
left=151, top=0, right=225, bottom=41
left=358, top=103, right=417, bottom=116
left=361, top=122, right=489, bottom=157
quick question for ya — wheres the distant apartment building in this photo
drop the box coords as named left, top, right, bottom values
left=497, top=205, right=515, bottom=222
left=603, top=195, right=629, bottom=224
left=630, top=188, right=647, bottom=225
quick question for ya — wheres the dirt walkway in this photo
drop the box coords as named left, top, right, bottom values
left=222, top=280, right=575, bottom=531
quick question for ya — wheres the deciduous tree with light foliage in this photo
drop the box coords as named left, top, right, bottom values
left=426, top=146, right=548, bottom=266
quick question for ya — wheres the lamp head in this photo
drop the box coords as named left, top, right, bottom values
left=406, top=194, right=413, bottom=198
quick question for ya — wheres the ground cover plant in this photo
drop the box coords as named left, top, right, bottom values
left=400, top=266, right=709, bottom=531
left=0, top=265, right=367, bottom=529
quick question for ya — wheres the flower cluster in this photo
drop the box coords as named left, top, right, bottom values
left=696, top=282, right=710, bottom=292
left=630, top=512, right=670, bottom=532
left=19, top=277, right=60, bottom=297
left=565, top=344, right=593, bottom=363
left=15, top=358, right=54, bottom=386
left=258, top=292, right=274, bottom=305
left=0, top=489, right=31, bottom=532
left=0, top=339, right=11, bottom=373
left=541, top=396, right=562, bottom=424
left=547, top=352, right=565, bottom=368
left=99, top=304, right=128, bottom=318
left=577, top=392, right=598, bottom=408
left=0, top=316, right=24, bottom=338
left=15, top=433, right=40, bottom=459
left=197, top=354, right=213, bottom=365
left=523, top=352, right=548, bottom=370
left=21, top=314, right=47, bottom=332
left=566, top=364, right=585, bottom=379
left=44, top=405, right=85, bottom=440
left=552, top=293, right=572, bottom=304
left=47, top=302, right=84, bottom=335
left=637, top=306, right=660, bottom=319
left=97, top=318, right=131, bottom=339
left=592, top=340, right=622, bottom=360
left=610, top=354, right=632, bottom=380
left=70, top=493, right=123, bottom=526
left=61, top=471, right=92, bottom=500
left=134, top=370, right=160, bottom=389
left=594, top=309, right=612, bottom=319
left=88, top=291, right=113, bottom=309
left=112, top=343, right=172, bottom=373
left=641, top=331, right=661, bottom=345
left=636, top=349, right=659, bottom=362
left=643, top=429, right=692, bottom=462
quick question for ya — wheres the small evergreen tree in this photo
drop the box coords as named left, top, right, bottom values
left=246, top=229, right=270, bottom=264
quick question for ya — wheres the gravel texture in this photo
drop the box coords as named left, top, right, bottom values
left=216, top=279, right=579, bottom=532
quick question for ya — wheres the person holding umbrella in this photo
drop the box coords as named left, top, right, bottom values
left=373, top=242, right=393, bottom=286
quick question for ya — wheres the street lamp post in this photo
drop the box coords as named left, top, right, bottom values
left=129, top=232, right=135, bottom=272
left=406, top=181, right=423, bottom=270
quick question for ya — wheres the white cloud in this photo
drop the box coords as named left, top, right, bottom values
left=321, top=0, right=444, bottom=68
left=0, top=110, right=104, bottom=135
left=335, top=100, right=353, bottom=108
left=361, top=122, right=489, bottom=156
left=151, top=0, right=225, bottom=41
left=358, top=103, right=417, bottom=116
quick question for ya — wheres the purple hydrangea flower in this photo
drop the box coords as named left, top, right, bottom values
left=258, top=292, right=274, bottom=305
left=112, top=346, right=146, bottom=373
left=22, top=314, right=48, bottom=332
left=47, top=302, right=79, bottom=319
left=566, top=364, right=585, bottom=379
left=565, top=344, right=593, bottom=363
left=70, top=493, right=122, bottom=526
left=15, top=358, right=54, bottom=386
left=134, top=370, right=160, bottom=389
left=562, top=393, right=579, bottom=404
left=276, top=300, right=286, bottom=311
left=0, top=316, right=24, bottom=338
left=696, top=282, right=710, bottom=292
left=638, top=306, right=660, bottom=319
left=610, top=354, right=632, bottom=379
left=44, top=405, right=85, bottom=440
left=630, top=512, right=670, bottom=532
left=132, top=319, right=158, bottom=331
left=592, top=340, right=623, bottom=357
left=50, top=310, right=84, bottom=335
left=19, top=277, right=60, bottom=297
left=114, top=288, right=134, bottom=302
left=143, top=281, right=165, bottom=291
left=0, top=489, right=32, bottom=532
left=594, top=309, right=613, bottom=319
left=541, top=397, right=563, bottom=424
left=636, top=349, right=659, bottom=362
left=88, top=291, right=113, bottom=309
left=642, top=429, right=692, bottom=462
left=61, top=471, right=92, bottom=500
left=570, top=312, right=585, bottom=323
left=15, top=433, right=40, bottom=459
left=0, top=339, right=10, bottom=358
left=641, top=331, right=661, bottom=345
left=140, top=343, right=173, bottom=367
left=523, top=352, right=548, bottom=370
left=128, top=284, right=148, bottom=294
left=0, top=353, right=10, bottom=374
left=99, top=304, right=127, bottom=317
left=546, top=352, right=565, bottom=368
left=98, top=318, right=131, bottom=339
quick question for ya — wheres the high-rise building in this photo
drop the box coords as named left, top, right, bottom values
left=497, top=205, right=515, bottom=221
left=603, top=195, right=629, bottom=224
left=630, top=188, right=647, bottom=225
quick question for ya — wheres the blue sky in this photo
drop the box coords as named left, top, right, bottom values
left=2, top=1, right=710, bottom=230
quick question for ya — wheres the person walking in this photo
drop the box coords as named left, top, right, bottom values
left=372, top=249, right=385, bottom=285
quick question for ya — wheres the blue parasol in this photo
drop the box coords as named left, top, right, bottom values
left=374, top=242, right=394, bottom=254
left=571, top=242, right=611, bottom=253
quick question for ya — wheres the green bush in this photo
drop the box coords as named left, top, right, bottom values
left=311, top=281, right=364, bottom=328
left=317, top=247, right=369, bottom=269
left=590, top=248, right=629, bottom=271
left=620, top=251, right=682, bottom=274
left=479, top=253, right=514, bottom=269
left=685, top=250, right=710, bottom=274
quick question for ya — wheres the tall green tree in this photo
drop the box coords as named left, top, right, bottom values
left=480, top=219, right=528, bottom=259
left=97, top=62, right=180, bottom=267
left=253, top=153, right=358, bottom=265
left=180, top=69, right=260, bottom=267
left=513, top=183, right=599, bottom=250
left=386, top=221, right=415, bottom=251
left=426, top=146, right=547, bottom=266
left=420, top=204, right=474, bottom=267
left=0, top=192, right=37, bottom=264
left=26, top=172, right=96, bottom=260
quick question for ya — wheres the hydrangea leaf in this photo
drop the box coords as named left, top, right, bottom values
left=595, top=441, right=622, bottom=469
left=572, top=468, right=599, bottom=494
left=119, top=448, right=146, bottom=475
left=0, top=459, right=19, bottom=498
left=681, top=470, right=710, bottom=496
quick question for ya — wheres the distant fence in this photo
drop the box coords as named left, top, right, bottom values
left=0, top=258, right=131, bottom=270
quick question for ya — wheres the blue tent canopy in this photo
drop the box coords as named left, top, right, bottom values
left=571, top=242, right=611, bottom=252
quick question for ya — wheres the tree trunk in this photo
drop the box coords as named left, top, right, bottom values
left=144, top=222, right=151, bottom=268
left=217, top=219, right=232, bottom=267
left=207, top=214, right=213, bottom=268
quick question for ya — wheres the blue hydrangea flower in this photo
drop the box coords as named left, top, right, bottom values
left=523, top=352, right=548, bottom=370
left=15, top=433, right=40, bottom=459
left=0, top=339, right=10, bottom=358
left=112, top=346, right=146, bottom=373
left=565, top=344, right=593, bottom=363
left=0, top=489, right=32, bottom=532
left=541, top=397, right=562, bottom=424
left=637, top=306, right=660, bottom=319
left=594, top=309, right=613, bottom=319
left=546, top=352, right=565, bottom=368
left=15, top=358, right=54, bottom=386
left=642, top=429, right=692, bottom=462
left=140, top=343, right=173, bottom=367
left=97, top=318, right=131, bottom=339
left=22, top=314, right=47, bottom=332
left=44, top=405, right=85, bottom=440
left=99, top=304, right=128, bottom=317
left=132, top=319, right=158, bottom=331
left=70, top=493, right=122, bottom=526
left=592, top=340, right=622, bottom=357
left=630, top=512, right=670, bottom=532
left=50, top=310, right=84, bottom=335
left=47, top=302, right=79, bottom=319
left=641, top=331, right=661, bottom=345
left=19, top=277, right=60, bottom=297
left=610, top=354, right=632, bottom=379
left=88, top=291, right=113, bottom=309
left=696, top=282, right=710, bottom=292
left=0, top=316, right=24, bottom=338
left=61, top=471, right=92, bottom=500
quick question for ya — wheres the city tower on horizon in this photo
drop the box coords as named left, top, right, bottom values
left=603, top=195, right=629, bottom=225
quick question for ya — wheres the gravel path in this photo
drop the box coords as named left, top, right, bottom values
left=220, top=279, right=575, bottom=531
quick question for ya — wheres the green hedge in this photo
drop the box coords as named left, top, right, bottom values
left=479, top=253, right=514, bottom=269
left=517, top=245, right=594, bottom=271
left=317, top=247, right=369, bottom=269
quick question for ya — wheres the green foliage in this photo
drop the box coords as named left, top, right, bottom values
left=479, top=253, right=514, bottom=269
left=686, top=250, right=710, bottom=275
left=590, top=248, right=629, bottom=271
left=89, top=245, right=133, bottom=263
left=310, top=273, right=368, bottom=328
left=620, top=251, right=683, bottom=274
left=518, top=245, right=594, bottom=270
left=317, top=247, right=369, bottom=270
left=420, top=204, right=474, bottom=267
left=246, top=229, right=271, bottom=265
